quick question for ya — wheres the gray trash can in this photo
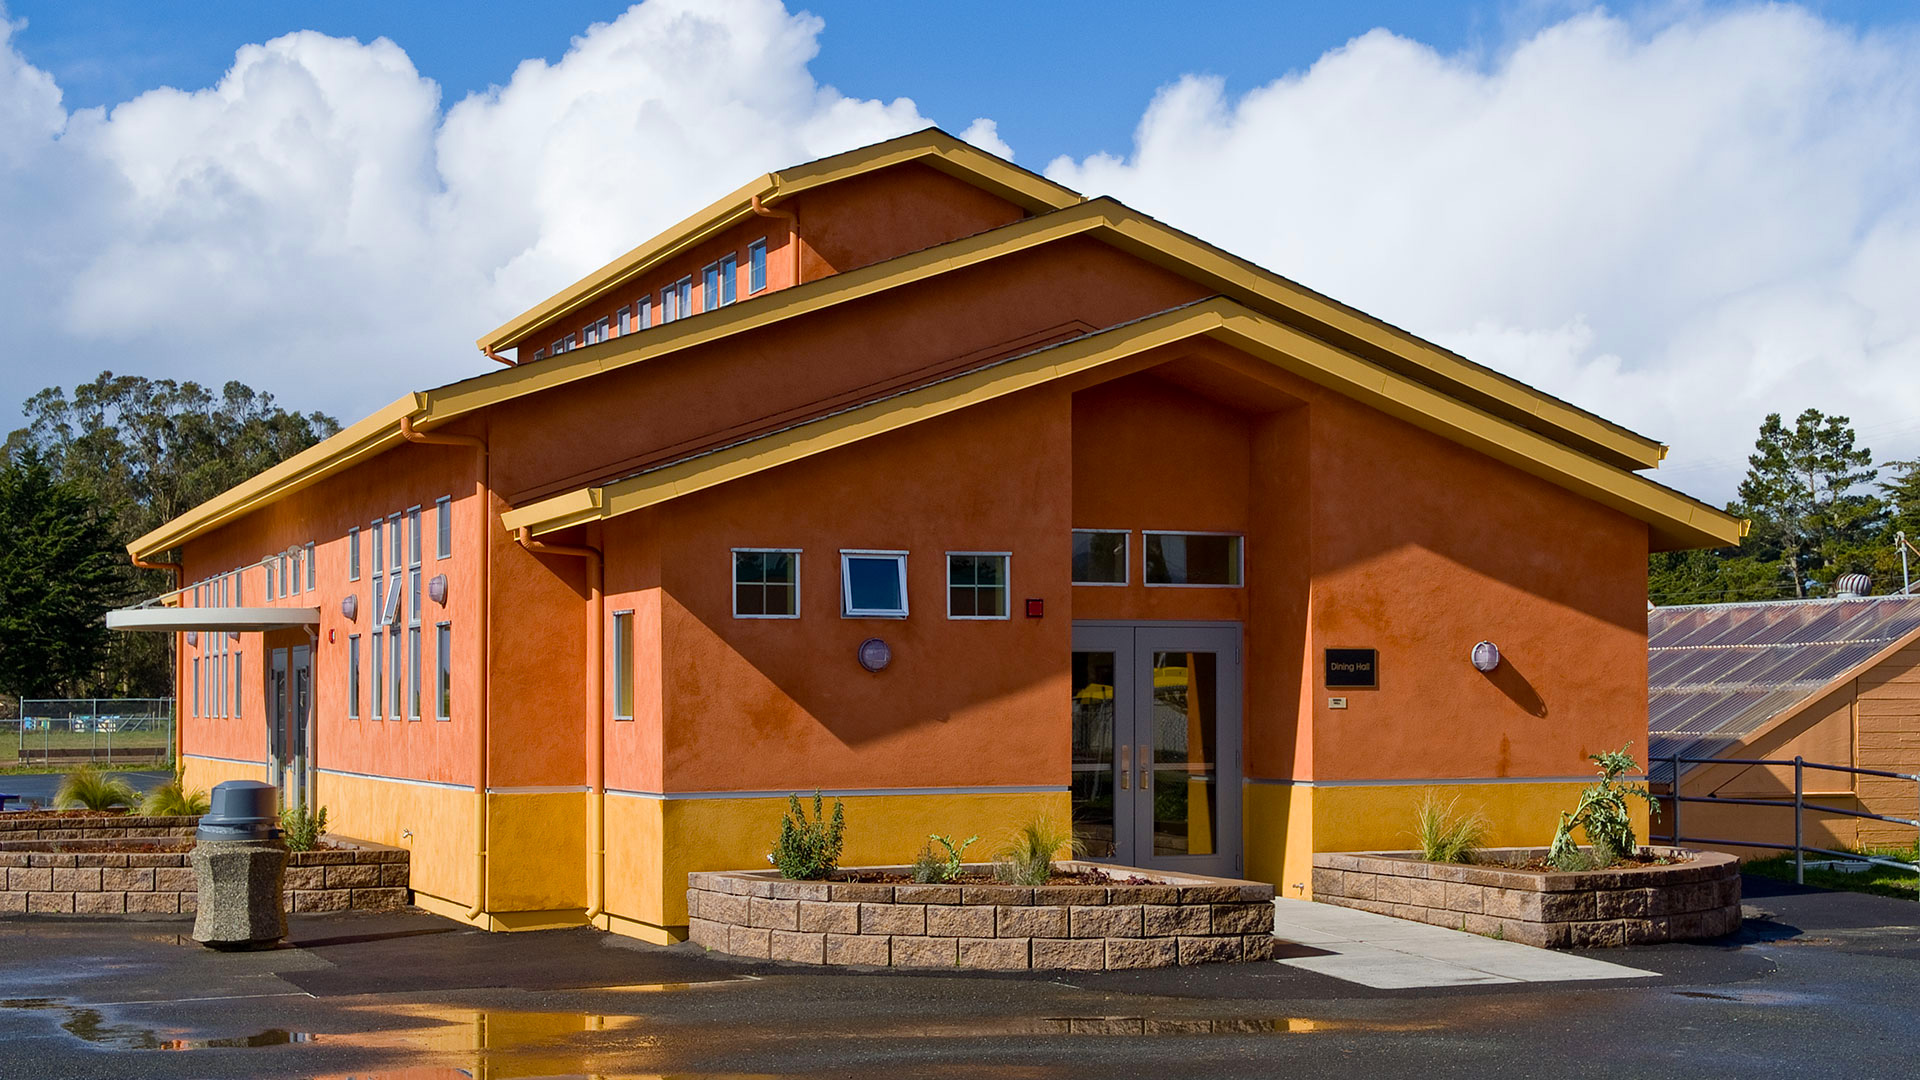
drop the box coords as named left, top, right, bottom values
left=190, top=780, right=288, bottom=950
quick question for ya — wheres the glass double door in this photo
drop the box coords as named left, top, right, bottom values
left=268, top=645, right=311, bottom=810
left=1071, top=623, right=1242, bottom=877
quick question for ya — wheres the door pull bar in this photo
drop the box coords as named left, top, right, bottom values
left=1119, top=745, right=1131, bottom=790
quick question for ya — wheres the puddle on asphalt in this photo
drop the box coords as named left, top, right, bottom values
left=1671, top=988, right=1826, bottom=1006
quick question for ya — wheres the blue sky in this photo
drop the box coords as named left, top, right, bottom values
left=10, top=1, right=1910, bottom=165
left=2, top=1, right=1918, bottom=505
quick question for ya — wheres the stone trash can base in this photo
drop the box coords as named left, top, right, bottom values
left=190, top=838, right=289, bottom=950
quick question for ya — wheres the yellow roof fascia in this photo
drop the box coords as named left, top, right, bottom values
left=475, top=128, right=1082, bottom=354
left=500, top=298, right=1742, bottom=551
left=128, top=394, right=423, bottom=560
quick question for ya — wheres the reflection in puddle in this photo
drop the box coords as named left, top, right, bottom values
left=1671, top=988, right=1826, bottom=1006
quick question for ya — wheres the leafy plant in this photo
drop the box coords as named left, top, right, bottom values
left=1411, top=790, right=1488, bottom=864
left=923, top=833, right=978, bottom=883
left=910, top=842, right=946, bottom=884
left=994, top=816, right=1083, bottom=886
left=1547, top=745, right=1658, bottom=870
left=767, top=792, right=846, bottom=880
left=139, top=772, right=210, bottom=817
left=279, top=803, right=329, bottom=852
left=53, top=765, right=136, bottom=811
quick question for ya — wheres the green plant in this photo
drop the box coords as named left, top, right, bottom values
left=53, top=765, right=136, bottom=811
left=923, top=833, right=978, bottom=883
left=1411, top=790, right=1488, bottom=864
left=139, top=775, right=210, bottom=817
left=767, top=792, right=846, bottom=880
left=910, top=841, right=947, bottom=884
left=994, top=816, right=1084, bottom=885
left=279, top=804, right=329, bottom=852
left=1547, top=745, right=1658, bottom=870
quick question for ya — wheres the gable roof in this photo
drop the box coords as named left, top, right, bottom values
left=497, top=297, right=1743, bottom=551
left=131, top=133, right=1733, bottom=561
left=474, top=128, right=1084, bottom=355
left=1648, top=595, right=1920, bottom=782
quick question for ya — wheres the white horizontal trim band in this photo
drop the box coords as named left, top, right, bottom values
left=1246, top=775, right=1640, bottom=788
left=487, top=785, right=590, bottom=795
left=184, top=753, right=267, bottom=768
left=606, top=784, right=1068, bottom=801
left=317, top=766, right=469, bottom=791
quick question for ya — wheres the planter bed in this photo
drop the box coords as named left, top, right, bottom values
left=0, top=811, right=200, bottom=844
left=687, top=862, right=1276, bottom=970
left=0, top=833, right=410, bottom=916
left=1311, top=847, right=1740, bottom=948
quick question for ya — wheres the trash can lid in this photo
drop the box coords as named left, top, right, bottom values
left=203, top=780, right=278, bottom=826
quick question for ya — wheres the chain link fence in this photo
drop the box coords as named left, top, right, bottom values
left=4, top=699, right=175, bottom=769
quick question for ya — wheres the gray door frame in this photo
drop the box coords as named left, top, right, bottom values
left=1072, top=620, right=1243, bottom=877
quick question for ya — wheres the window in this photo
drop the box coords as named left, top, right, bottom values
left=1071, top=530, right=1129, bottom=585
left=550, top=338, right=565, bottom=355
left=305, top=541, right=316, bottom=591
left=582, top=317, right=609, bottom=345
left=840, top=551, right=908, bottom=618
left=617, top=305, right=632, bottom=335
left=564, top=333, right=577, bottom=352
left=233, top=651, right=243, bottom=718
left=748, top=238, right=768, bottom=293
left=408, top=506, right=422, bottom=623
left=436, top=622, right=452, bottom=720
left=637, top=295, right=652, bottom=329
left=371, top=630, right=384, bottom=720
left=408, top=626, right=421, bottom=720
left=703, top=263, right=719, bottom=310
left=732, top=549, right=799, bottom=618
left=673, top=276, right=691, bottom=318
left=278, top=555, right=288, bottom=599
left=290, top=549, right=301, bottom=594
left=389, top=629, right=403, bottom=721
left=947, top=553, right=1010, bottom=619
left=532, top=348, right=547, bottom=361
left=1143, top=532, right=1243, bottom=587
left=704, top=255, right=738, bottom=309
left=348, top=635, right=361, bottom=719
left=349, top=526, right=361, bottom=581
left=436, top=496, right=452, bottom=559
left=612, top=611, right=634, bottom=720
left=192, top=657, right=201, bottom=717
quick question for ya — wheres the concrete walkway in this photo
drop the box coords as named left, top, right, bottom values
left=1271, top=898, right=1658, bottom=988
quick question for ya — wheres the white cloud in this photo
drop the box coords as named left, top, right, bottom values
left=1046, top=7, right=1920, bottom=504
left=958, top=117, right=1013, bottom=159
left=0, top=0, right=931, bottom=424
left=3, top=2, right=1917, bottom=508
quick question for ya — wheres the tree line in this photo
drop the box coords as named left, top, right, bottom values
left=1650, top=409, right=1920, bottom=605
left=0, top=374, right=337, bottom=700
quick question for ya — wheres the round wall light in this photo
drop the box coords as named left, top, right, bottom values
left=428, top=574, right=448, bottom=606
left=185, top=631, right=199, bottom=647
left=1470, top=640, right=1501, bottom=673
left=341, top=594, right=358, bottom=622
left=857, top=637, right=892, bottom=673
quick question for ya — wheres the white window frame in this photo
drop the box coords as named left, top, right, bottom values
left=370, top=628, right=384, bottom=721
left=348, top=526, right=361, bottom=581
left=748, top=238, right=768, bottom=293
left=945, top=551, right=1011, bottom=620
left=637, top=295, right=652, bottom=329
left=731, top=548, right=802, bottom=620
left=674, top=276, right=692, bottom=318
left=1141, top=530, right=1245, bottom=588
left=435, top=621, right=452, bottom=721
left=233, top=649, right=243, bottom=718
left=408, top=625, right=422, bottom=721
left=436, top=495, right=453, bottom=560
left=1070, top=528, right=1131, bottom=587
left=839, top=550, right=909, bottom=619
left=611, top=610, right=634, bottom=721
left=616, top=305, right=632, bottom=335
left=703, top=262, right=720, bottom=311
left=347, top=634, right=361, bottom=719
left=305, top=541, right=316, bottom=592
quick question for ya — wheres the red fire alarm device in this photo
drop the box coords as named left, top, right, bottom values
left=1025, top=598, right=1044, bottom=618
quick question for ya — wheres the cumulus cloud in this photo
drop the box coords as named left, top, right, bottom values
left=1046, top=6, right=1920, bottom=504
left=0, top=0, right=930, bottom=423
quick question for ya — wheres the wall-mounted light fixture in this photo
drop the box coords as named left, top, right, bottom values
left=185, top=631, right=199, bottom=647
left=857, top=637, right=892, bottom=673
left=1470, top=640, right=1501, bottom=673
left=428, top=574, right=448, bottom=606
left=341, top=594, right=358, bottom=622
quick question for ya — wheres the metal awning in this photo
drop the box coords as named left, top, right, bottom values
left=105, top=606, right=322, bottom=633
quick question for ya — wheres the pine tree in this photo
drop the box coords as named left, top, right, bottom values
left=1735, top=409, right=1883, bottom=597
left=0, top=449, right=121, bottom=698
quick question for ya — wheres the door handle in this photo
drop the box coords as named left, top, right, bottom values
left=1140, top=764, right=1151, bottom=791
left=1119, top=744, right=1131, bottom=790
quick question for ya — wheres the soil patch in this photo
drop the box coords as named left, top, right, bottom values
left=830, top=868, right=1154, bottom=886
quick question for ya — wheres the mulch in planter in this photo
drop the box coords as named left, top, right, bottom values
left=829, top=868, right=1156, bottom=886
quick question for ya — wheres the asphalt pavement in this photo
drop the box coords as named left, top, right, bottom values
left=1, top=875, right=1916, bottom=1079
left=0, top=770, right=170, bottom=808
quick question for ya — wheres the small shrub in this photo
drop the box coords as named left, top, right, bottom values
left=140, top=776, right=210, bottom=817
left=279, top=804, right=329, bottom=852
left=924, top=833, right=978, bottom=883
left=910, top=841, right=947, bottom=884
left=1547, top=745, right=1658, bottom=870
left=54, top=765, right=136, bottom=811
left=994, top=816, right=1083, bottom=886
left=767, top=792, right=846, bottom=880
left=1411, top=790, right=1488, bottom=864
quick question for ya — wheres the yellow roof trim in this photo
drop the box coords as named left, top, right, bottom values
left=500, top=299, right=1742, bottom=551
left=475, top=128, right=1083, bottom=354
left=127, top=394, right=422, bottom=560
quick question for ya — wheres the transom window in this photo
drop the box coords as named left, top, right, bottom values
left=840, top=551, right=908, bottom=618
left=1071, top=530, right=1128, bottom=585
left=733, top=549, right=800, bottom=618
left=1144, top=531, right=1243, bottom=587
left=947, top=553, right=1009, bottom=619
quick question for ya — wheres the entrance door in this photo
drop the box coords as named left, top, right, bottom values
left=268, top=649, right=288, bottom=798
left=266, top=646, right=312, bottom=811
left=1071, top=623, right=1242, bottom=877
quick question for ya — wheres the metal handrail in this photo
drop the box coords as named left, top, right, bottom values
left=1653, top=753, right=1919, bottom=899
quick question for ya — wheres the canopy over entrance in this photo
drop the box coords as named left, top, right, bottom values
left=105, top=607, right=321, bottom=634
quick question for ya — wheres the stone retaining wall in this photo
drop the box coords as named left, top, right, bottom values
left=0, top=812, right=199, bottom=844
left=1311, top=847, right=1741, bottom=948
left=687, top=862, right=1276, bottom=970
left=0, top=837, right=410, bottom=915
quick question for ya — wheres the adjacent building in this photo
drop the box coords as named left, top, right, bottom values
left=114, top=129, right=1744, bottom=940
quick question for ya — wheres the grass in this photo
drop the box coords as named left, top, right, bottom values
left=1744, top=844, right=1920, bottom=901
left=1412, top=790, right=1489, bottom=864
